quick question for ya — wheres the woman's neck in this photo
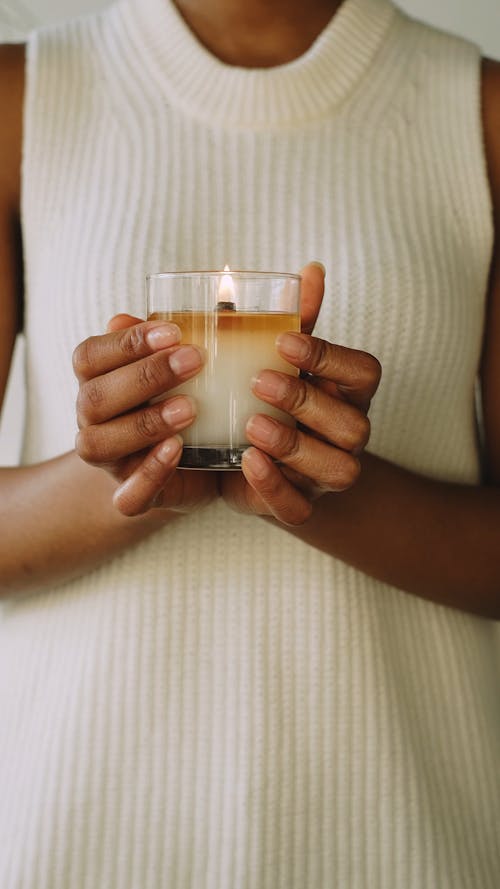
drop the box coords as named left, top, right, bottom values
left=173, top=0, right=344, bottom=67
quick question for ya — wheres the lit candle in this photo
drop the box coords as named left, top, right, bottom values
left=147, top=269, right=301, bottom=468
left=217, top=264, right=236, bottom=308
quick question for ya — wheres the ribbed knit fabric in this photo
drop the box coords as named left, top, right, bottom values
left=1, top=0, right=499, bottom=886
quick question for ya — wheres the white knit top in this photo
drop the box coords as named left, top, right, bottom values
left=1, top=0, right=499, bottom=886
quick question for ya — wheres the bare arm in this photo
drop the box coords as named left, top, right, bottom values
left=0, top=455, right=177, bottom=594
left=221, top=60, right=500, bottom=620
left=281, top=453, right=500, bottom=619
left=0, top=46, right=215, bottom=597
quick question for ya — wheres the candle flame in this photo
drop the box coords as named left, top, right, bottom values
left=219, top=264, right=235, bottom=302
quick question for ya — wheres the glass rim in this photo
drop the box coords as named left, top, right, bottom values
left=146, top=270, right=302, bottom=282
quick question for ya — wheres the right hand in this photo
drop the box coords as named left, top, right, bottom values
left=73, top=314, right=218, bottom=516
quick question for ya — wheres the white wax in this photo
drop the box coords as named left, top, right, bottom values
left=167, top=311, right=300, bottom=448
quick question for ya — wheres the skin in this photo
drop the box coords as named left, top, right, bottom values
left=172, top=0, right=343, bottom=66
left=0, top=3, right=499, bottom=618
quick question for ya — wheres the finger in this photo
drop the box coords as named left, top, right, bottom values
left=113, top=436, right=183, bottom=516
left=75, top=395, right=196, bottom=465
left=76, top=344, right=204, bottom=427
left=276, top=334, right=381, bottom=411
left=106, top=314, right=143, bottom=333
left=245, top=414, right=361, bottom=491
left=299, top=261, right=325, bottom=335
left=158, top=468, right=220, bottom=513
left=252, top=370, right=371, bottom=452
left=73, top=319, right=182, bottom=382
left=241, top=448, right=313, bottom=526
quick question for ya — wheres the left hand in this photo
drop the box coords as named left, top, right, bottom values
left=219, top=262, right=381, bottom=525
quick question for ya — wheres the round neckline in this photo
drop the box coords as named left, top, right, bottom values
left=118, top=0, right=396, bottom=128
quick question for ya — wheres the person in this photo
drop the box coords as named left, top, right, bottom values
left=0, top=0, right=499, bottom=885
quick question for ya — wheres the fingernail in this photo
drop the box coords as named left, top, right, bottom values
left=242, top=447, right=271, bottom=480
left=252, top=370, right=288, bottom=401
left=169, top=345, right=204, bottom=376
left=310, top=260, right=326, bottom=275
left=276, top=332, right=310, bottom=362
left=161, top=396, right=196, bottom=427
left=246, top=414, right=280, bottom=446
left=157, top=435, right=183, bottom=464
left=145, top=323, right=181, bottom=350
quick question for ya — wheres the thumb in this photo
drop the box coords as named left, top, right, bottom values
left=300, top=262, right=325, bottom=334
left=106, top=313, right=144, bottom=333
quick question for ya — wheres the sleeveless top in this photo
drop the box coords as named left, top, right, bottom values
left=1, top=0, right=499, bottom=885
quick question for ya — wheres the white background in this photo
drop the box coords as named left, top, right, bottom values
left=1, top=0, right=499, bottom=464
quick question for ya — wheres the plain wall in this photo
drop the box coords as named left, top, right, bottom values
left=0, top=0, right=499, bottom=464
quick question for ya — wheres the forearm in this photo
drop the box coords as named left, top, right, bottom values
left=283, top=452, right=500, bottom=619
left=0, top=451, right=177, bottom=596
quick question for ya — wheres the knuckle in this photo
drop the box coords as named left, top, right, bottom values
left=75, top=426, right=105, bottom=464
left=119, top=325, right=146, bottom=358
left=358, top=352, right=382, bottom=391
left=262, top=469, right=285, bottom=498
left=279, top=428, right=313, bottom=476
left=310, top=338, right=331, bottom=375
left=72, top=337, right=95, bottom=380
left=288, top=378, right=309, bottom=415
left=286, top=500, right=313, bottom=526
left=113, top=455, right=142, bottom=485
left=76, top=379, right=105, bottom=424
left=280, top=424, right=302, bottom=459
left=136, top=354, right=169, bottom=395
left=114, top=486, right=144, bottom=517
left=134, top=407, right=164, bottom=441
left=335, top=454, right=361, bottom=490
left=141, top=451, right=167, bottom=484
left=349, top=413, right=371, bottom=451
